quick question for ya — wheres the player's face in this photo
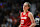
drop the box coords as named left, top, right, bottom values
left=23, top=3, right=30, bottom=11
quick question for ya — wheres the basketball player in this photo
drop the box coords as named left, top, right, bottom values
left=19, top=2, right=36, bottom=27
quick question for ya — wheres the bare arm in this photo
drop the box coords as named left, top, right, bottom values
left=18, top=12, right=22, bottom=27
left=28, top=12, right=36, bottom=27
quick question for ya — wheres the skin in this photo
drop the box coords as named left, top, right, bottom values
left=19, top=3, right=36, bottom=27
left=28, top=12, right=36, bottom=27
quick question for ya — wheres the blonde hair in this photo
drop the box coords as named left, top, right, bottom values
left=23, top=2, right=31, bottom=7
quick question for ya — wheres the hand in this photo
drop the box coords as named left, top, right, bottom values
left=18, top=25, right=21, bottom=27
left=29, top=26, right=31, bottom=27
left=29, top=26, right=35, bottom=27
left=29, top=25, right=32, bottom=27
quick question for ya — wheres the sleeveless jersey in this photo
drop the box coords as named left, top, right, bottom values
left=20, top=11, right=31, bottom=27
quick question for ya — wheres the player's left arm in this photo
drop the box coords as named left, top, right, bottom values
left=28, top=12, right=36, bottom=27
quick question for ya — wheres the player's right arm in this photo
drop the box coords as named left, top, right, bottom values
left=18, top=12, right=22, bottom=27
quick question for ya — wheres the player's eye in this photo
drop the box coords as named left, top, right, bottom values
left=25, top=6, right=27, bottom=7
left=24, top=5, right=28, bottom=7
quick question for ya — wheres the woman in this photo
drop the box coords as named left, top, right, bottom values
left=19, top=2, right=36, bottom=27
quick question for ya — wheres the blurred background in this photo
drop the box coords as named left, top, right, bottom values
left=0, top=0, right=40, bottom=27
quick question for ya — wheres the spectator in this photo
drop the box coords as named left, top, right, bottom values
left=1, top=18, right=7, bottom=27
left=6, top=18, right=12, bottom=27
left=35, top=12, right=40, bottom=27
left=36, top=12, right=40, bottom=18
left=12, top=18, right=17, bottom=27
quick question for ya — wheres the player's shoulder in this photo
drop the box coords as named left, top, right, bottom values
left=20, top=12, right=23, bottom=16
left=28, top=12, right=33, bottom=17
left=28, top=12, right=33, bottom=15
left=20, top=12, right=23, bottom=14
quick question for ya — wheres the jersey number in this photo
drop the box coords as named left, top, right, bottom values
left=21, top=20, right=24, bottom=24
left=21, top=17, right=27, bottom=24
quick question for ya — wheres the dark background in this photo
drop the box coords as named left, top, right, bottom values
left=0, top=0, right=40, bottom=27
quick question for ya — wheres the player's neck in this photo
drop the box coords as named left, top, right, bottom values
left=24, top=10, right=28, bottom=13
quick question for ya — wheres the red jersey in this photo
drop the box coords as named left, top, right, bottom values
left=20, top=11, right=31, bottom=27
